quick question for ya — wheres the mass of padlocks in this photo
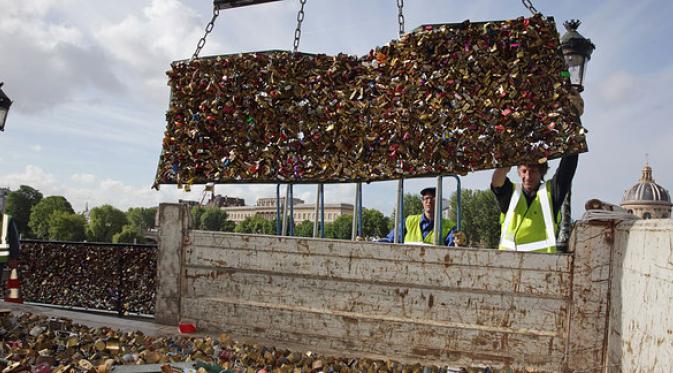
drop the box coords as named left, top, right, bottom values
left=11, top=242, right=156, bottom=315
left=0, top=312, right=494, bottom=372
left=155, top=15, right=587, bottom=187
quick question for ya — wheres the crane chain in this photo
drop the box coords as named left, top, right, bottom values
left=192, top=7, right=220, bottom=59
left=293, top=0, right=307, bottom=52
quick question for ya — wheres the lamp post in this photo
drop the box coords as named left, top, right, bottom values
left=560, top=20, right=596, bottom=92
left=557, top=20, right=595, bottom=252
left=0, top=82, right=12, bottom=132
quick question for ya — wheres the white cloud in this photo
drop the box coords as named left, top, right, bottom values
left=71, top=173, right=96, bottom=184
left=29, top=145, right=42, bottom=152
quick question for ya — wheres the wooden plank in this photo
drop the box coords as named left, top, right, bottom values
left=182, top=297, right=565, bottom=371
left=189, top=232, right=572, bottom=273
left=186, top=243, right=571, bottom=298
left=185, top=268, right=568, bottom=334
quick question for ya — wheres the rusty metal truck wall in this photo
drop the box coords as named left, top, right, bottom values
left=157, top=204, right=621, bottom=370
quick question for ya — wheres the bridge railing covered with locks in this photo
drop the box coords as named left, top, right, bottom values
left=9, top=240, right=157, bottom=316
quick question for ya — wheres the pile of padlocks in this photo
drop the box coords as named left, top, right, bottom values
left=155, top=14, right=586, bottom=187
left=0, top=313, right=494, bottom=373
left=14, top=242, right=156, bottom=315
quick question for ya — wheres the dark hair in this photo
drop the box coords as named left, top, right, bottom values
left=518, top=162, right=549, bottom=179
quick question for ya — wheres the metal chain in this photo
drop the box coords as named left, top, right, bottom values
left=397, top=0, right=405, bottom=37
left=521, top=0, right=540, bottom=15
left=192, top=7, right=220, bottom=59
left=293, top=0, right=307, bottom=52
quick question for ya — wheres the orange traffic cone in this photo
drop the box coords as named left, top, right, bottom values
left=4, top=261, right=22, bottom=304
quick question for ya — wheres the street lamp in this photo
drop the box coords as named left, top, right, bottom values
left=0, top=82, right=12, bottom=132
left=560, top=20, right=596, bottom=92
left=557, top=19, right=595, bottom=252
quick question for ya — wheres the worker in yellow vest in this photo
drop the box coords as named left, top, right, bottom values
left=491, top=90, right=583, bottom=253
left=491, top=157, right=577, bottom=253
left=379, top=187, right=457, bottom=246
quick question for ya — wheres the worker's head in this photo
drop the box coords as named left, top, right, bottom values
left=517, top=162, right=549, bottom=194
left=420, top=187, right=436, bottom=219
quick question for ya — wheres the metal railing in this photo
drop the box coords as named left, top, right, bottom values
left=8, top=240, right=157, bottom=317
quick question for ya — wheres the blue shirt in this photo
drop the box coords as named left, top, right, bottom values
left=379, top=214, right=456, bottom=246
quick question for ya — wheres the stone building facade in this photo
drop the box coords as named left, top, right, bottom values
left=222, top=197, right=354, bottom=223
left=621, top=163, right=671, bottom=219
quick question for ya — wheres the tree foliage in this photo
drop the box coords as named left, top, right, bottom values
left=403, top=193, right=423, bottom=218
left=200, top=207, right=235, bottom=232
left=294, top=220, right=314, bottom=237
left=113, top=225, right=145, bottom=244
left=190, top=206, right=205, bottom=229
left=449, top=189, right=501, bottom=248
left=126, top=207, right=157, bottom=231
left=87, top=204, right=128, bottom=242
left=28, top=196, right=74, bottom=239
left=5, top=185, right=43, bottom=237
left=325, top=214, right=352, bottom=240
left=362, top=208, right=389, bottom=238
left=235, top=214, right=274, bottom=235
left=47, top=211, right=86, bottom=241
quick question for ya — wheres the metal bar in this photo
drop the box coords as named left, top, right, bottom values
left=357, top=182, right=363, bottom=237
left=394, top=179, right=404, bottom=243
left=276, top=184, right=281, bottom=235
left=282, top=184, right=289, bottom=235
left=433, top=176, right=443, bottom=245
left=399, top=181, right=405, bottom=243
left=214, top=0, right=283, bottom=10
left=351, top=184, right=359, bottom=240
left=320, top=184, right=325, bottom=238
left=117, top=248, right=123, bottom=316
left=446, top=174, right=462, bottom=231
left=313, top=184, right=320, bottom=238
left=289, top=184, right=295, bottom=236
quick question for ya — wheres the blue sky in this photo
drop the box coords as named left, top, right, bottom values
left=1, top=0, right=672, bottom=217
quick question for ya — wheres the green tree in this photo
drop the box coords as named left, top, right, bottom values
left=325, top=215, right=352, bottom=240
left=28, top=196, right=74, bottom=239
left=113, top=225, right=145, bottom=244
left=449, top=189, right=501, bottom=248
left=190, top=206, right=205, bottom=229
left=294, top=220, right=314, bottom=237
left=199, top=207, right=235, bottom=232
left=403, top=193, right=423, bottom=217
left=362, top=208, right=389, bottom=238
left=387, top=193, right=423, bottom=231
left=235, top=214, right=274, bottom=235
left=126, top=207, right=157, bottom=232
left=87, top=204, right=128, bottom=242
left=5, top=185, right=43, bottom=237
left=47, top=211, right=86, bottom=241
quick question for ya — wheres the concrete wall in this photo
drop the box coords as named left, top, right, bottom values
left=156, top=203, right=623, bottom=371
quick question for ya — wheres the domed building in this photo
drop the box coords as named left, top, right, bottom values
left=621, top=163, right=672, bottom=219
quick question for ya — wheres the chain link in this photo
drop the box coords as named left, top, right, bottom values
left=192, top=7, right=220, bottom=59
left=521, top=0, right=539, bottom=15
left=397, top=0, right=405, bottom=37
left=293, top=0, right=307, bottom=52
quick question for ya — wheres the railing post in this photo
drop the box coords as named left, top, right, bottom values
left=117, top=247, right=123, bottom=316
left=433, top=176, right=443, bottom=245
left=394, top=179, right=404, bottom=243
left=276, top=184, right=281, bottom=235
left=313, top=184, right=320, bottom=238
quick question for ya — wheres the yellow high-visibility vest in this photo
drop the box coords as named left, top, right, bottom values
left=499, top=181, right=560, bottom=253
left=404, top=214, right=455, bottom=245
